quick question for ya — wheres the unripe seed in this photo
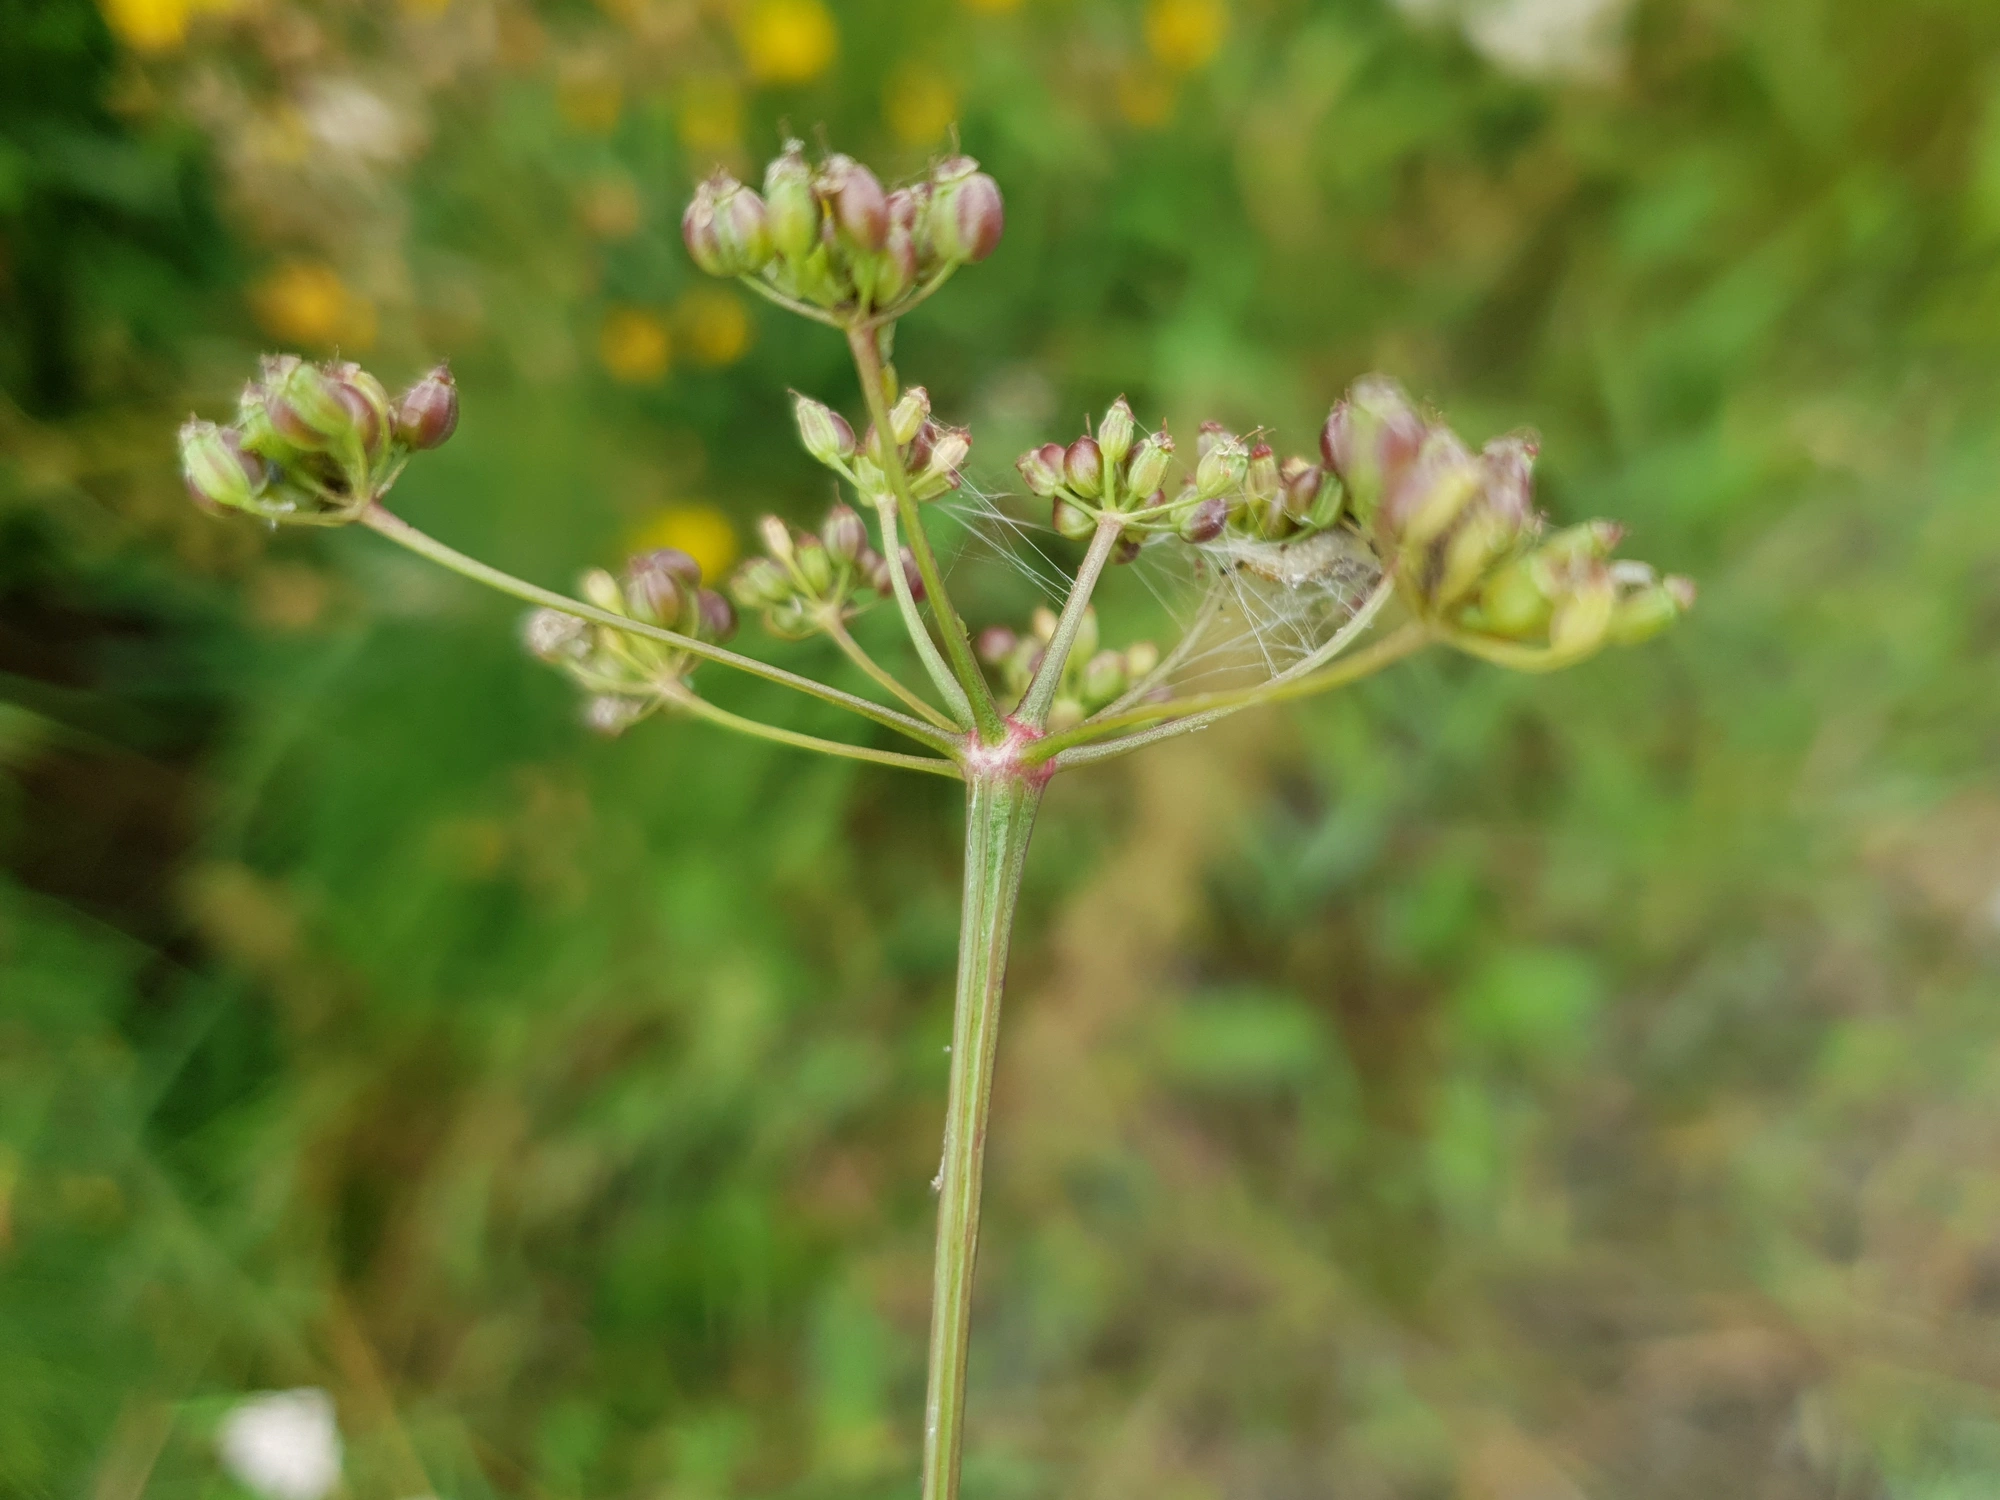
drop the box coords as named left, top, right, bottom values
left=1017, top=443, right=1066, bottom=497
left=818, top=155, right=889, bottom=250
left=1098, top=397, right=1136, bottom=467
left=929, top=157, right=1005, bottom=264
left=763, top=142, right=820, bottom=262
left=793, top=394, right=856, bottom=466
left=822, top=503, right=867, bottom=563
left=1065, top=435, right=1105, bottom=499
left=179, top=420, right=268, bottom=514
left=394, top=364, right=459, bottom=450
left=1125, top=432, right=1172, bottom=497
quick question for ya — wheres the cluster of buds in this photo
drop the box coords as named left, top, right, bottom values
left=683, top=143, right=1005, bottom=318
left=976, top=609, right=1160, bottom=731
left=729, top=504, right=922, bottom=638
left=1321, top=377, right=1693, bottom=660
left=1015, top=397, right=1176, bottom=561
left=523, top=548, right=736, bottom=734
left=179, top=356, right=457, bottom=524
left=1170, top=424, right=1346, bottom=547
left=795, top=388, right=970, bottom=504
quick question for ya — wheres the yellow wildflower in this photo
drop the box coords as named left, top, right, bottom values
left=630, top=503, right=738, bottom=581
left=100, top=0, right=188, bottom=52
left=676, top=288, right=753, bottom=368
left=599, top=308, right=672, bottom=383
left=679, top=76, right=743, bottom=157
left=885, top=63, right=958, bottom=148
left=250, top=262, right=376, bottom=351
left=1145, top=0, right=1227, bottom=72
left=739, top=0, right=838, bottom=86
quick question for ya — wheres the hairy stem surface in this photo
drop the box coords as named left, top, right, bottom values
left=924, top=772, right=1042, bottom=1500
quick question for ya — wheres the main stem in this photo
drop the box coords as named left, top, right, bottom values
left=923, top=771, right=1043, bottom=1500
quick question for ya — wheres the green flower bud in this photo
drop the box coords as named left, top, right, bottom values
left=1079, top=649, right=1126, bottom=706
left=1052, top=496, right=1096, bottom=541
left=269, top=360, right=362, bottom=452
left=1433, top=506, right=1511, bottom=607
left=1382, top=428, right=1482, bottom=552
left=581, top=568, right=626, bottom=615
left=1125, top=431, right=1173, bottom=497
left=1177, top=494, right=1229, bottom=543
left=1540, top=520, right=1625, bottom=565
left=870, top=225, right=918, bottom=305
left=1017, top=443, right=1067, bottom=497
left=1065, top=436, right=1105, bottom=499
left=757, top=514, right=796, bottom=566
left=684, top=171, right=772, bottom=277
left=822, top=504, right=867, bottom=563
left=889, top=386, right=930, bottom=447
left=1194, top=432, right=1248, bottom=499
left=796, top=539, right=836, bottom=596
left=764, top=141, right=820, bottom=263
left=179, top=419, right=269, bottom=515
left=929, top=156, right=1005, bottom=265
left=393, top=363, right=458, bottom=451
left=793, top=393, right=856, bottom=466
left=1548, top=564, right=1615, bottom=656
left=626, top=549, right=695, bottom=623
left=1477, top=555, right=1555, bottom=640
left=731, top=557, right=793, bottom=610
left=817, top=154, right=889, bottom=251
left=1098, top=397, right=1136, bottom=468
left=1608, top=574, right=1695, bottom=645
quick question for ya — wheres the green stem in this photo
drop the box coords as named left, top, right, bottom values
left=870, top=496, right=976, bottom=726
left=669, top=690, right=961, bottom=778
left=923, top=771, right=1042, bottom=1500
left=1018, top=515, right=1124, bottom=727
left=846, top=325, right=1007, bottom=743
left=359, top=505, right=957, bottom=755
left=824, top=614, right=961, bottom=731
left=1033, top=623, right=1430, bottom=765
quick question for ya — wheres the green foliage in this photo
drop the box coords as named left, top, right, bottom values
left=7, top=0, right=2000, bottom=1494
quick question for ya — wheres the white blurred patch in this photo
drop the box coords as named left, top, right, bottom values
left=1393, top=0, right=1633, bottom=82
left=217, top=1389, right=343, bottom=1500
left=298, top=79, right=413, bottom=165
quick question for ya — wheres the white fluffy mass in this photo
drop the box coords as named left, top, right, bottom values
left=217, top=1388, right=343, bottom=1500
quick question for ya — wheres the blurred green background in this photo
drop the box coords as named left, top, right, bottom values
left=7, top=0, right=2000, bottom=1494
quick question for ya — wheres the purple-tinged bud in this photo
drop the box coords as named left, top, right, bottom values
left=793, top=393, right=856, bottom=466
left=818, top=155, right=889, bottom=250
left=1479, top=432, right=1539, bottom=531
left=873, top=226, right=918, bottom=304
left=903, top=421, right=934, bottom=472
left=1125, top=431, right=1172, bottom=496
left=329, top=362, right=392, bottom=461
left=1065, top=435, right=1105, bottom=499
left=684, top=171, right=772, bottom=276
left=1196, top=421, right=1230, bottom=460
left=887, top=185, right=928, bottom=237
left=888, top=386, right=931, bottom=447
left=394, top=363, right=459, bottom=451
left=1098, top=397, right=1136, bottom=467
left=179, top=419, right=269, bottom=515
left=268, top=360, right=357, bottom=451
left=866, top=545, right=925, bottom=603
left=929, top=156, right=1005, bottom=264
left=1379, top=427, right=1480, bottom=551
left=1178, top=494, right=1230, bottom=543
left=758, top=514, right=796, bottom=565
left=626, top=550, right=689, bottom=622
left=1052, top=496, right=1096, bottom=541
left=1278, top=457, right=1323, bottom=521
left=1017, top=443, right=1066, bottom=497
left=1321, top=377, right=1427, bottom=524
left=763, top=141, right=820, bottom=262
left=925, top=424, right=971, bottom=478
left=976, top=626, right=1018, bottom=664
left=523, top=607, right=588, bottom=662
left=695, top=588, right=737, bottom=641
left=1111, top=534, right=1143, bottom=565
left=731, top=557, right=793, bottom=610
left=822, top=503, right=867, bottom=563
